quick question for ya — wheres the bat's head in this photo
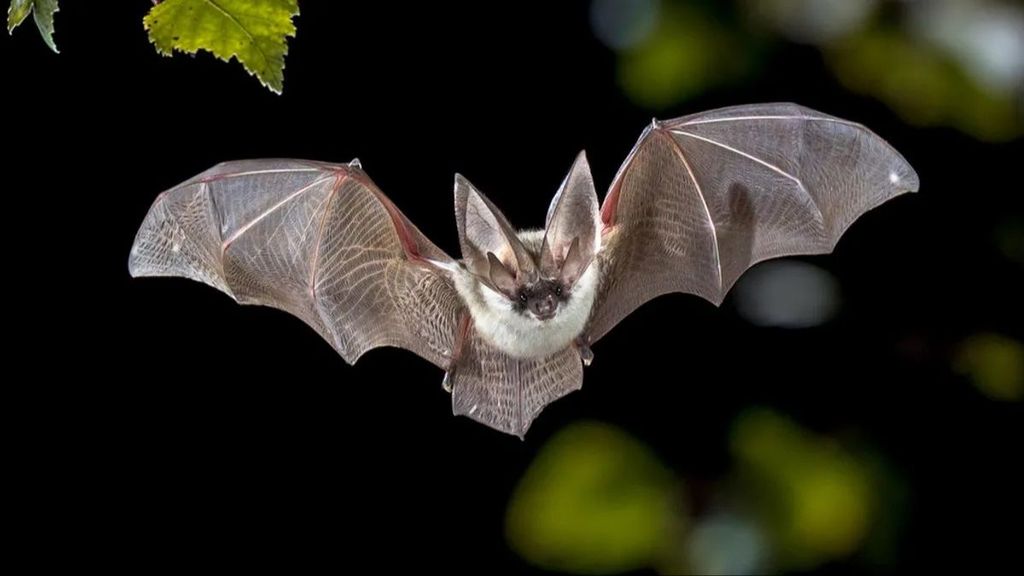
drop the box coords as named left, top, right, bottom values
left=455, top=152, right=601, bottom=322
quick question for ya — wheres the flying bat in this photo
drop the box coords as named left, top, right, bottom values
left=129, top=103, right=919, bottom=437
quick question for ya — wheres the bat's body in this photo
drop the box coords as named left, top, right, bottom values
left=130, top=104, right=918, bottom=437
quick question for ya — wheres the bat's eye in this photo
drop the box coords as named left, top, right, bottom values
left=555, top=285, right=563, bottom=297
left=519, top=292, right=528, bottom=303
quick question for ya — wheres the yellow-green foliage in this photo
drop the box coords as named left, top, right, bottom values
left=144, top=0, right=299, bottom=94
left=7, top=0, right=59, bottom=52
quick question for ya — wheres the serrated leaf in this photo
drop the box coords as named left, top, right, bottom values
left=143, top=0, right=299, bottom=94
left=8, top=0, right=60, bottom=53
left=6, top=0, right=30, bottom=31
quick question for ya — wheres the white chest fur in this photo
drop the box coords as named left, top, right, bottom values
left=452, top=256, right=599, bottom=359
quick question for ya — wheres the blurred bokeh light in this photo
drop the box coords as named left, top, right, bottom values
left=590, top=0, right=661, bottom=50
left=733, top=261, right=841, bottom=328
left=508, top=410, right=896, bottom=574
left=599, top=0, right=1024, bottom=140
left=506, top=422, right=681, bottom=574
left=955, top=333, right=1024, bottom=401
left=685, top=510, right=767, bottom=575
left=614, top=2, right=755, bottom=109
left=744, top=0, right=878, bottom=45
left=731, top=408, right=875, bottom=570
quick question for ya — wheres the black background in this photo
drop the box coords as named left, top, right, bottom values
left=7, top=1, right=1022, bottom=572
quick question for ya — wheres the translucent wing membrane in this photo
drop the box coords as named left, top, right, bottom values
left=130, top=159, right=462, bottom=368
left=451, top=333, right=582, bottom=438
left=589, top=103, right=918, bottom=342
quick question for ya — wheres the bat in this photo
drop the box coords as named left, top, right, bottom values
left=129, top=103, right=919, bottom=437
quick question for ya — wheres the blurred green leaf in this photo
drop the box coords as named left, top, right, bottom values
left=955, top=333, right=1024, bottom=402
left=743, top=0, right=877, bottom=45
left=143, top=0, right=299, bottom=94
left=731, top=408, right=873, bottom=570
left=617, top=4, right=755, bottom=109
left=507, top=422, right=679, bottom=574
left=7, top=0, right=59, bottom=53
left=829, top=29, right=1023, bottom=141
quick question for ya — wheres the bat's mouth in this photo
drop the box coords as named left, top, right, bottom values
left=527, top=291, right=559, bottom=321
left=532, top=309, right=557, bottom=321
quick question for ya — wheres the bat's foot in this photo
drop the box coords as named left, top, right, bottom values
left=575, top=340, right=594, bottom=367
left=442, top=368, right=455, bottom=393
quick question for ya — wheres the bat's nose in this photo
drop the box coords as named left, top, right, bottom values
left=532, top=295, right=556, bottom=320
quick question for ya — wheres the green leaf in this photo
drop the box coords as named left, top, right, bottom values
left=8, top=0, right=60, bottom=53
left=144, top=0, right=299, bottom=94
left=5, top=0, right=30, bottom=31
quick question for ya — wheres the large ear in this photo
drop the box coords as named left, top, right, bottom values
left=454, top=174, right=537, bottom=281
left=541, top=151, right=600, bottom=285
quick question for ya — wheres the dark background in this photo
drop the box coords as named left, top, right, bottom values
left=8, top=1, right=1021, bottom=572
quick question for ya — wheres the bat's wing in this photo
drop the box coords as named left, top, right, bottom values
left=587, top=103, right=919, bottom=342
left=129, top=159, right=463, bottom=369
left=450, top=332, right=583, bottom=438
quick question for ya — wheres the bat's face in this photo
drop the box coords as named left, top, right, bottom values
left=488, top=230, right=573, bottom=321
left=477, top=230, right=574, bottom=323
left=515, top=278, right=567, bottom=321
